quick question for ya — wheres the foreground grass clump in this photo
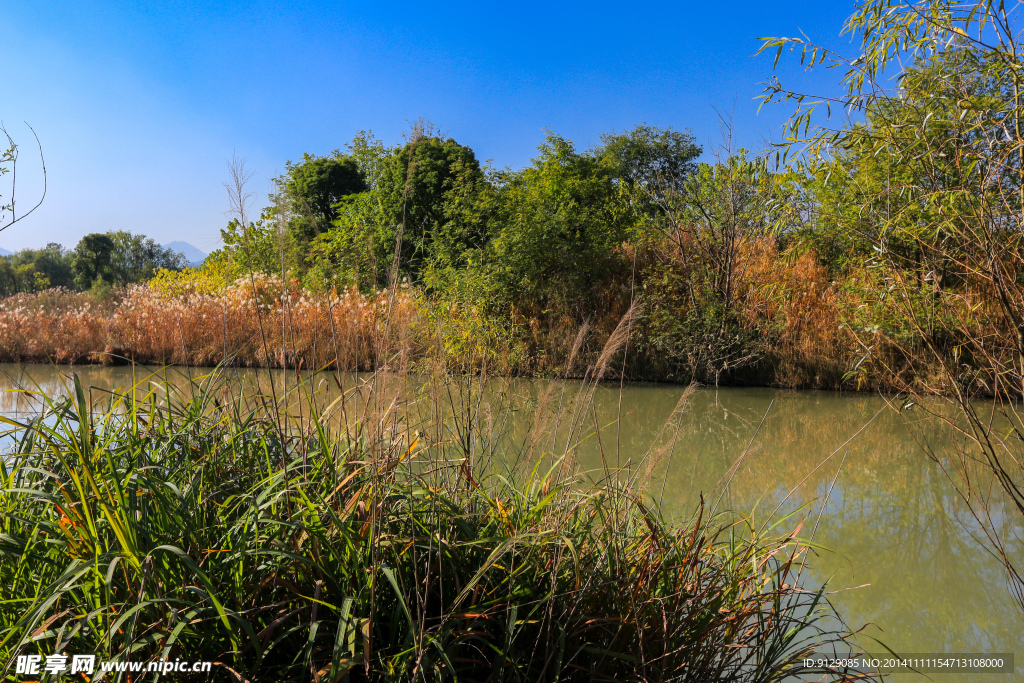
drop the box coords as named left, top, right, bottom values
left=0, top=372, right=872, bottom=682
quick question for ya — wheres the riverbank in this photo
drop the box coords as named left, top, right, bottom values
left=0, top=257, right=944, bottom=394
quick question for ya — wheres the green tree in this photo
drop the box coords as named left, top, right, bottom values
left=478, top=133, right=637, bottom=312
left=637, top=153, right=800, bottom=383
left=281, top=152, right=366, bottom=245
left=346, top=130, right=390, bottom=191
left=72, top=231, right=185, bottom=290
left=376, top=133, right=485, bottom=283
left=598, top=124, right=702, bottom=198
left=28, top=243, right=75, bottom=289
left=0, top=257, right=17, bottom=296
left=72, top=233, right=116, bottom=290
left=108, top=231, right=187, bottom=285
left=0, top=243, right=74, bottom=295
left=798, top=47, right=1018, bottom=277
left=214, top=211, right=283, bottom=279
left=304, top=132, right=394, bottom=291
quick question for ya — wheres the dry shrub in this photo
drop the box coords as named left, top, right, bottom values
left=109, top=277, right=426, bottom=370
left=0, top=289, right=104, bottom=363
left=0, top=279, right=428, bottom=371
left=737, top=239, right=853, bottom=388
left=628, top=235, right=859, bottom=388
left=502, top=244, right=638, bottom=379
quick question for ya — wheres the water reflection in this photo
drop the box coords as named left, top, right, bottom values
left=1, top=364, right=1020, bottom=680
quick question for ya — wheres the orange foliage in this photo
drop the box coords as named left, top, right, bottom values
left=736, top=238, right=853, bottom=388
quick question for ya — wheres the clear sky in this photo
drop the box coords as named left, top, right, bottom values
left=2, top=1, right=856, bottom=254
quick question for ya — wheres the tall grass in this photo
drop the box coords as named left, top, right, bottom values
left=0, top=368, right=874, bottom=682
left=0, top=277, right=425, bottom=371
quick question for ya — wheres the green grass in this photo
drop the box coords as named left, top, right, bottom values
left=0, top=369, right=873, bottom=682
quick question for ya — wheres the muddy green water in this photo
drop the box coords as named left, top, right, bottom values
left=1, top=364, right=1021, bottom=680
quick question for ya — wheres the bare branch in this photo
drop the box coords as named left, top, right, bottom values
left=0, top=122, right=46, bottom=233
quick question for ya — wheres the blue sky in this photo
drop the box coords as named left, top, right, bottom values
left=2, top=1, right=856, bottom=254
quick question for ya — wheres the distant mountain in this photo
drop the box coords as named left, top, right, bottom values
left=164, top=241, right=206, bottom=268
left=0, top=247, right=10, bottom=257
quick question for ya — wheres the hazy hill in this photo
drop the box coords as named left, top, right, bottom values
left=0, top=247, right=10, bottom=256
left=164, top=241, right=206, bottom=267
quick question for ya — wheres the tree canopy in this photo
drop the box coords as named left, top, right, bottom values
left=72, top=231, right=186, bottom=290
left=281, top=152, right=366, bottom=245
